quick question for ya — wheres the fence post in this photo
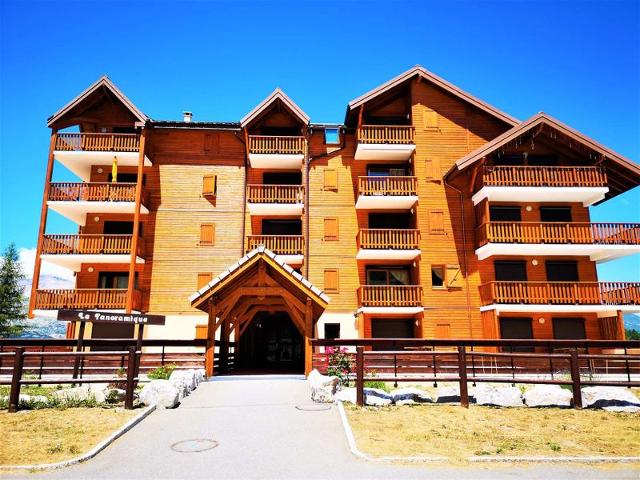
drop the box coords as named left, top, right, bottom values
left=124, top=346, right=137, bottom=410
left=458, top=345, right=469, bottom=408
left=8, top=347, right=25, bottom=413
left=570, top=349, right=582, bottom=409
left=356, top=346, right=364, bottom=407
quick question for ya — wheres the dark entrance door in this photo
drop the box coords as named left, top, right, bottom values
left=239, top=312, right=303, bottom=373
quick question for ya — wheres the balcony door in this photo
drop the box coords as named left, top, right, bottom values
left=546, top=261, right=579, bottom=281
left=499, top=317, right=534, bottom=352
left=489, top=206, right=521, bottom=222
left=261, top=219, right=302, bottom=236
left=259, top=126, right=300, bottom=136
left=98, top=272, right=131, bottom=289
left=103, top=221, right=136, bottom=235
left=263, top=172, right=301, bottom=185
left=368, top=213, right=412, bottom=229
left=371, top=318, right=414, bottom=350
left=366, top=266, right=410, bottom=286
left=494, top=261, right=527, bottom=281
left=367, top=165, right=409, bottom=177
left=553, top=317, right=586, bottom=339
left=540, top=207, right=572, bottom=222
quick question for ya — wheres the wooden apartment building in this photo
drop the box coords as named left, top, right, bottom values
left=28, top=66, right=640, bottom=375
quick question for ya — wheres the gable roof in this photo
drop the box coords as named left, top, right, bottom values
left=47, top=76, right=148, bottom=128
left=346, top=65, right=519, bottom=127
left=240, top=88, right=310, bottom=128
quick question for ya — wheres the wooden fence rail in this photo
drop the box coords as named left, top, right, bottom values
left=358, top=176, right=418, bottom=196
left=41, top=234, right=145, bottom=256
left=246, top=184, right=304, bottom=203
left=477, top=222, right=640, bottom=245
left=48, top=182, right=138, bottom=202
left=245, top=235, right=304, bottom=255
left=248, top=135, right=305, bottom=155
left=357, top=229, right=420, bottom=250
left=357, top=285, right=423, bottom=307
left=55, top=133, right=140, bottom=152
left=356, top=125, right=415, bottom=144
left=33, top=288, right=143, bottom=310
left=481, top=165, right=607, bottom=188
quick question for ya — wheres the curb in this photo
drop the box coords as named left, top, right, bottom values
left=336, top=401, right=640, bottom=464
left=1, top=404, right=156, bottom=471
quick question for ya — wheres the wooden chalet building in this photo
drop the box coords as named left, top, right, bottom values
left=28, top=66, right=640, bottom=376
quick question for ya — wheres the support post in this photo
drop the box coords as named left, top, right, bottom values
left=135, top=324, right=145, bottom=372
left=458, top=345, right=469, bottom=408
left=570, top=349, right=582, bottom=409
left=356, top=346, right=364, bottom=407
left=220, top=319, right=229, bottom=373
left=72, top=321, right=86, bottom=380
left=124, top=346, right=137, bottom=410
left=126, top=129, right=146, bottom=313
left=8, top=347, right=25, bottom=413
left=304, top=298, right=313, bottom=376
left=205, top=300, right=217, bottom=377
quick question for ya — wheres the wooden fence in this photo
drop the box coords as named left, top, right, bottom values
left=245, top=235, right=304, bottom=255
left=246, top=184, right=304, bottom=203
left=41, top=234, right=144, bottom=256
left=55, top=133, right=140, bottom=152
left=476, top=222, right=640, bottom=245
left=356, top=125, right=415, bottom=144
left=357, top=229, right=420, bottom=250
left=248, top=136, right=305, bottom=155
left=358, top=176, right=418, bottom=196
left=48, top=182, right=138, bottom=202
left=480, top=165, right=607, bottom=188
left=357, top=285, right=423, bottom=307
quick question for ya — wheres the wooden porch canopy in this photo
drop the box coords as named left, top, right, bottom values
left=189, top=246, right=329, bottom=376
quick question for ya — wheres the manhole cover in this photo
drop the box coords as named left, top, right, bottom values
left=171, top=439, right=219, bottom=453
left=295, top=404, right=332, bottom=411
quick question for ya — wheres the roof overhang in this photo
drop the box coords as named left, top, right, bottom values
left=240, top=88, right=310, bottom=128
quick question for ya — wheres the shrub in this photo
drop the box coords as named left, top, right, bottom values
left=364, top=380, right=390, bottom=392
left=147, top=364, right=176, bottom=380
left=326, top=347, right=352, bottom=386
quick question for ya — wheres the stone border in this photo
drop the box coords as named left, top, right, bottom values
left=0, top=405, right=156, bottom=471
left=336, top=401, right=640, bottom=464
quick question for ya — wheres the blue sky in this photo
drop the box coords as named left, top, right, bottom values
left=0, top=0, right=638, bottom=282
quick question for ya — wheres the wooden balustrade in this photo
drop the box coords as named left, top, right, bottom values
left=356, top=125, right=415, bottom=144
left=246, top=184, right=304, bottom=203
left=248, top=135, right=305, bottom=155
left=48, top=182, right=138, bottom=202
left=245, top=235, right=304, bottom=255
left=357, top=229, right=420, bottom=250
left=358, top=285, right=423, bottom=307
left=477, top=222, right=640, bottom=246
left=41, top=235, right=145, bottom=256
left=33, top=289, right=143, bottom=310
left=481, top=166, right=607, bottom=188
left=358, top=176, right=418, bottom=196
left=479, top=281, right=640, bottom=306
left=55, top=133, right=140, bottom=152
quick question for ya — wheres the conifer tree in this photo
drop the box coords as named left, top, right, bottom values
left=0, top=243, right=26, bottom=336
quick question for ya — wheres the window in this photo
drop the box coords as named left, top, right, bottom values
left=540, top=207, right=572, bottom=222
left=431, top=266, right=445, bottom=288
left=263, top=172, right=301, bottom=185
left=499, top=317, right=534, bottom=352
left=366, top=267, right=410, bottom=286
left=371, top=319, right=414, bottom=350
left=323, top=218, right=339, bottom=241
left=98, top=272, right=131, bottom=289
left=493, top=154, right=525, bottom=166
left=324, top=269, right=339, bottom=293
left=367, top=165, right=409, bottom=177
left=546, top=261, right=579, bottom=281
left=197, top=273, right=213, bottom=289
left=494, top=261, right=527, bottom=281
left=324, top=169, right=338, bottom=190
left=262, top=219, right=302, bottom=235
left=489, top=206, right=522, bottom=222
left=428, top=210, right=445, bottom=234
left=324, top=323, right=340, bottom=339
left=103, top=221, right=135, bottom=235
left=200, top=224, right=215, bottom=245
left=527, top=154, right=558, bottom=166
left=368, top=213, right=411, bottom=229
left=553, top=317, right=586, bottom=339
left=324, top=127, right=340, bottom=145
left=203, top=175, right=217, bottom=197
left=108, top=172, right=138, bottom=183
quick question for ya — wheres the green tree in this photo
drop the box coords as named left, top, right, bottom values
left=626, top=329, right=640, bottom=341
left=0, top=243, right=26, bottom=336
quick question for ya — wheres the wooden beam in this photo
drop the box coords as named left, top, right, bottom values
left=304, top=297, right=313, bottom=376
left=205, top=300, right=217, bottom=377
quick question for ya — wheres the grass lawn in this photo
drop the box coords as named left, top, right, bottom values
left=0, top=407, right=139, bottom=466
left=345, top=404, right=640, bottom=460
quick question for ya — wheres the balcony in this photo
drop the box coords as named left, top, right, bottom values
left=246, top=184, right=304, bottom=216
left=247, top=135, right=305, bottom=169
left=357, top=285, right=423, bottom=315
left=479, top=281, right=640, bottom=314
left=33, top=288, right=143, bottom=312
left=355, top=126, right=416, bottom=161
left=54, top=133, right=151, bottom=181
left=476, top=222, right=640, bottom=262
left=355, top=176, right=418, bottom=209
left=472, top=166, right=609, bottom=206
left=47, top=182, right=149, bottom=225
left=245, top=235, right=304, bottom=265
left=356, top=229, right=421, bottom=261
left=40, top=235, right=145, bottom=271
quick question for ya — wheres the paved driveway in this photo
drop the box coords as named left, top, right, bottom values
left=16, top=376, right=638, bottom=480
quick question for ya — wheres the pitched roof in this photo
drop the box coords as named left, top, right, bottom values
left=346, top=65, right=519, bottom=126
left=240, top=88, right=310, bottom=128
left=47, top=76, right=148, bottom=127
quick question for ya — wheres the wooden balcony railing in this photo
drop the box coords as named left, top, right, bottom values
left=245, top=235, right=304, bottom=255
left=357, top=229, right=420, bottom=250
left=247, top=184, right=304, bottom=203
left=479, top=282, right=640, bottom=306
left=33, top=289, right=143, bottom=310
left=248, top=135, right=305, bottom=155
left=480, top=166, right=607, bottom=188
left=358, top=285, right=423, bottom=307
left=356, top=125, right=415, bottom=144
left=358, top=176, right=418, bottom=196
left=41, top=235, right=145, bottom=257
left=55, top=133, right=140, bottom=152
left=48, top=182, right=138, bottom=202
left=477, top=222, right=640, bottom=246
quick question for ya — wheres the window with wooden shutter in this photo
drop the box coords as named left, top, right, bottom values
left=200, top=224, right=215, bottom=245
left=425, top=158, right=441, bottom=182
left=197, top=272, right=213, bottom=289
left=324, top=169, right=338, bottom=190
left=324, top=218, right=339, bottom=240
left=203, top=175, right=217, bottom=197
left=324, top=269, right=339, bottom=293
left=428, top=210, right=445, bottom=234
left=446, top=264, right=463, bottom=288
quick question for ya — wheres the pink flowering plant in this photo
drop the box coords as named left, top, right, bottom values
left=326, top=347, right=352, bottom=386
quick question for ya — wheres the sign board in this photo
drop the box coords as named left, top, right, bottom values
left=57, top=309, right=166, bottom=326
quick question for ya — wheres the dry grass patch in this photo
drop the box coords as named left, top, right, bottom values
left=0, top=407, right=138, bottom=465
left=345, top=405, right=640, bottom=460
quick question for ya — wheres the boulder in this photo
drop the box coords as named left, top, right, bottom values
left=334, top=387, right=357, bottom=404
left=104, top=388, right=127, bottom=403
left=139, top=380, right=180, bottom=408
left=475, top=384, right=524, bottom=407
left=195, top=369, right=206, bottom=384
left=53, top=386, right=105, bottom=404
left=364, top=388, right=393, bottom=406
left=436, top=385, right=476, bottom=404
left=582, top=387, right=640, bottom=412
left=390, top=387, right=432, bottom=405
left=523, top=384, right=573, bottom=408
left=169, top=370, right=197, bottom=400
left=308, top=369, right=340, bottom=403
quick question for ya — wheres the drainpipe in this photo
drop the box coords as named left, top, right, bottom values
left=239, top=131, right=248, bottom=258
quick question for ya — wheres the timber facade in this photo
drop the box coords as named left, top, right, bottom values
left=29, top=66, right=640, bottom=375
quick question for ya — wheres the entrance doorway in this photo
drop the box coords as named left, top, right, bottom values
left=238, top=312, right=304, bottom=373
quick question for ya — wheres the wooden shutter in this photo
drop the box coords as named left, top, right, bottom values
left=423, top=109, right=438, bottom=129
left=204, top=133, right=219, bottom=153
left=428, top=210, right=445, bottom=234
left=200, top=224, right=215, bottom=245
left=197, top=272, right=213, bottom=289
left=324, top=269, right=339, bottom=293
left=425, top=158, right=441, bottom=181
left=195, top=324, right=208, bottom=339
left=446, top=264, right=463, bottom=288
left=324, top=169, right=338, bottom=190
left=324, top=218, right=339, bottom=240
left=435, top=323, right=451, bottom=338
left=203, top=175, right=217, bottom=196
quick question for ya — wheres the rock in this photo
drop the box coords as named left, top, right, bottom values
left=582, top=387, right=640, bottom=412
left=523, top=385, right=573, bottom=407
left=390, top=387, right=432, bottom=405
left=334, top=387, right=357, bottom=404
left=169, top=370, right=197, bottom=400
left=195, top=369, right=206, bottom=384
left=104, top=388, right=127, bottom=403
left=139, top=380, right=180, bottom=408
left=436, top=385, right=476, bottom=404
left=53, top=386, right=104, bottom=404
left=364, top=388, right=393, bottom=406
left=308, top=369, right=340, bottom=403
left=475, top=384, right=524, bottom=407
left=28, top=395, right=49, bottom=404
